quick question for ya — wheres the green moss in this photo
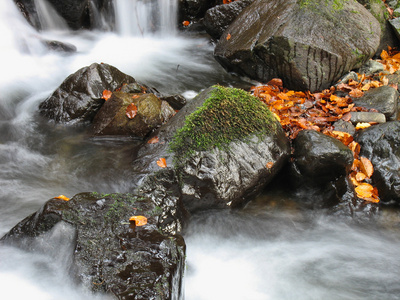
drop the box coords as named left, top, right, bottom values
left=169, top=85, right=277, bottom=165
left=298, top=0, right=348, bottom=11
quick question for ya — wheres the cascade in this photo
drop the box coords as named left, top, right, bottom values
left=34, top=0, right=68, bottom=31
left=114, top=0, right=178, bottom=36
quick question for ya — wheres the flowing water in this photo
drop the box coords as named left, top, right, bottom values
left=0, top=0, right=400, bottom=299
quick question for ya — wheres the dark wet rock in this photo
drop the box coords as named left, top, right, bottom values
left=357, top=60, right=385, bottom=76
left=334, top=119, right=356, bottom=136
left=352, top=85, right=399, bottom=121
left=90, top=92, right=175, bottom=137
left=1, top=192, right=186, bottom=299
left=203, top=0, right=253, bottom=40
left=161, top=94, right=187, bottom=110
left=14, top=0, right=40, bottom=29
left=133, top=85, right=290, bottom=213
left=179, top=0, right=216, bottom=22
left=293, top=130, right=354, bottom=181
left=214, top=0, right=380, bottom=92
left=355, top=121, right=400, bottom=204
left=39, top=63, right=139, bottom=123
left=350, top=111, right=386, bottom=124
left=43, top=39, right=77, bottom=53
left=389, top=17, right=400, bottom=41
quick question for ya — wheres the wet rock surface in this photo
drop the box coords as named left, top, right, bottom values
left=214, top=0, right=380, bottom=92
left=355, top=121, right=400, bottom=204
left=1, top=192, right=186, bottom=300
left=39, top=63, right=139, bottom=124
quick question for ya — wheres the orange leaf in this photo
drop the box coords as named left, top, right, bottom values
left=266, top=161, right=274, bottom=169
left=132, top=94, right=140, bottom=99
left=355, top=122, right=371, bottom=130
left=348, top=141, right=360, bottom=158
left=54, top=195, right=70, bottom=201
left=182, top=20, right=190, bottom=26
left=355, top=172, right=367, bottom=182
left=355, top=183, right=379, bottom=203
left=157, top=157, right=167, bottom=168
left=126, top=103, right=138, bottom=119
left=102, top=90, right=112, bottom=101
left=129, top=215, right=147, bottom=226
left=349, top=89, right=364, bottom=98
left=147, top=136, right=159, bottom=144
left=226, top=33, right=231, bottom=41
left=360, top=156, right=374, bottom=178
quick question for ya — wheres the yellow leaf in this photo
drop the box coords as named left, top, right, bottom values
left=54, top=195, right=70, bottom=201
left=355, top=122, right=371, bottom=130
left=129, top=216, right=147, bottom=226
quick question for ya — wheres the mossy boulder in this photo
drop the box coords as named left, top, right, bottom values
left=1, top=192, right=186, bottom=299
left=214, top=0, right=381, bottom=92
left=133, top=85, right=290, bottom=213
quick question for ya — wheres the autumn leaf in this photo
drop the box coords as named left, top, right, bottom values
left=54, top=195, right=70, bottom=201
left=349, top=89, right=364, bottom=98
left=355, top=122, right=371, bottom=130
left=157, top=157, right=167, bottom=168
left=355, top=183, right=379, bottom=203
left=182, top=20, right=190, bottom=26
left=126, top=103, right=138, bottom=119
left=129, top=215, right=147, bottom=226
left=132, top=94, right=140, bottom=99
left=147, top=136, right=159, bottom=144
left=360, top=156, right=374, bottom=178
left=226, top=33, right=231, bottom=41
left=102, top=90, right=112, bottom=101
left=355, top=172, right=367, bottom=182
left=266, top=161, right=274, bottom=169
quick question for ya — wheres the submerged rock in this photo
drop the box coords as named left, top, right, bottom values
left=39, top=63, right=139, bottom=124
left=214, top=0, right=380, bottom=92
left=1, top=192, right=186, bottom=299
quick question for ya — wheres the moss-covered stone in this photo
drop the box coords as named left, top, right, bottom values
left=169, top=85, right=277, bottom=165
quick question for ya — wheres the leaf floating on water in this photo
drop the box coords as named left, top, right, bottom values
left=54, top=195, right=70, bottom=201
left=129, top=216, right=147, bottom=226
left=126, top=103, right=138, bottom=119
left=147, top=136, right=159, bottom=144
left=156, top=157, right=167, bottom=168
left=102, top=90, right=112, bottom=101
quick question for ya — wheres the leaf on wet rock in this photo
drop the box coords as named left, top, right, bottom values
left=147, top=136, right=159, bottom=144
left=360, top=156, right=374, bottom=178
left=54, top=195, right=70, bottom=201
left=355, top=183, right=379, bottom=203
left=129, top=215, right=147, bottom=226
left=126, top=103, right=138, bottom=119
left=102, top=90, right=112, bottom=101
left=156, top=157, right=167, bottom=168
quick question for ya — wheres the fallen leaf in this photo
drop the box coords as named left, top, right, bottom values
left=266, top=162, right=274, bottom=169
left=226, top=33, right=231, bottom=41
left=54, top=195, right=70, bottom=201
left=157, top=157, right=167, bottom=168
left=355, top=172, right=367, bottom=182
left=360, top=156, right=374, bottom=178
left=129, top=216, right=147, bottom=226
left=355, top=183, right=379, bottom=203
left=147, top=136, right=159, bottom=144
left=182, top=20, right=190, bottom=26
left=349, top=89, right=364, bottom=98
left=132, top=94, right=140, bottom=99
left=102, top=90, right=112, bottom=101
left=355, top=122, right=371, bottom=130
left=126, top=103, right=138, bottom=119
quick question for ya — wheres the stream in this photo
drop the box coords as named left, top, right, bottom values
left=1, top=0, right=400, bottom=299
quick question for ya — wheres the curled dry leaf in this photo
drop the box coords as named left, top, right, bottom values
left=355, top=122, right=371, bottom=130
left=129, top=215, right=147, bottom=226
left=157, top=157, right=167, bottom=168
left=355, top=183, right=379, bottom=203
left=102, top=90, right=112, bottom=101
left=54, top=195, right=70, bottom=201
left=126, top=103, right=138, bottom=119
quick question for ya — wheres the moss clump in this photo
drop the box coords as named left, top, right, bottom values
left=169, top=85, right=277, bottom=164
left=298, top=0, right=348, bottom=10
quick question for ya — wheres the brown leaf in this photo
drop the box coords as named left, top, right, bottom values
left=126, top=103, right=138, bottom=119
left=349, top=89, right=364, bottom=98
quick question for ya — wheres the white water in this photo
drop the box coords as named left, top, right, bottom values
left=1, top=0, right=400, bottom=299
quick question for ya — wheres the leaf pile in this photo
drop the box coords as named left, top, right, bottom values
left=250, top=47, right=400, bottom=203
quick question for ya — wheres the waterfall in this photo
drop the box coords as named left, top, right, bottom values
left=114, top=0, right=178, bottom=36
left=34, top=0, right=68, bottom=31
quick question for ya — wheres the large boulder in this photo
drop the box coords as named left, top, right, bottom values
left=355, top=121, right=400, bottom=204
left=38, top=63, right=139, bottom=123
left=214, top=0, right=381, bottom=92
left=133, top=85, right=290, bottom=213
left=1, top=192, right=186, bottom=299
